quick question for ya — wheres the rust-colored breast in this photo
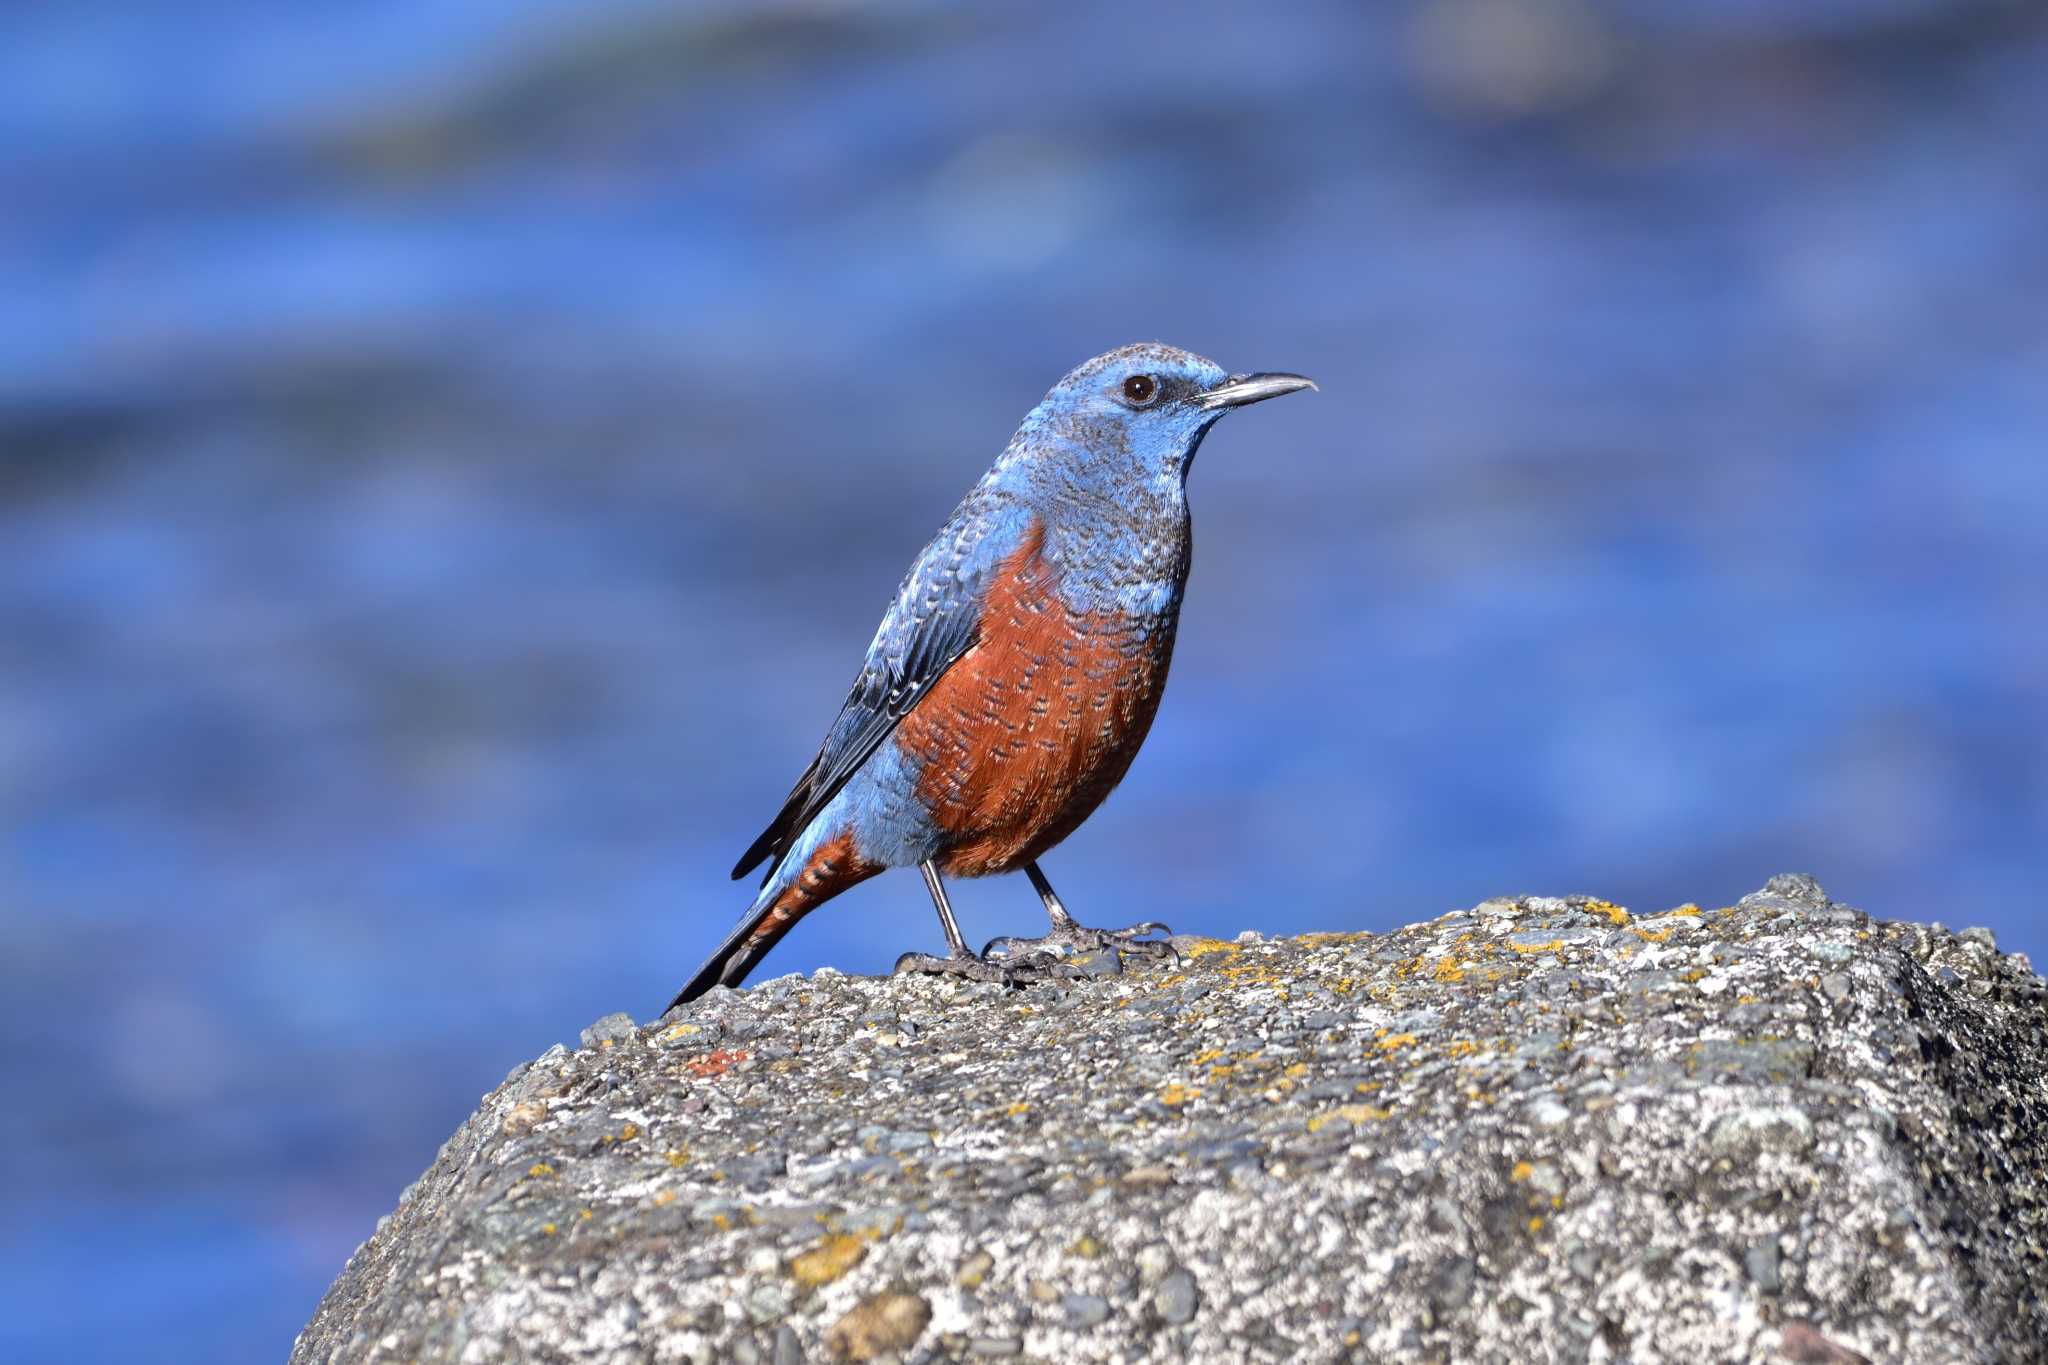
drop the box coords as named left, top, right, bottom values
left=895, top=521, right=1178, bottom=877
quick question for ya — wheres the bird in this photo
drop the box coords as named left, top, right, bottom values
left=666, top=343, right=1314, bottom=1011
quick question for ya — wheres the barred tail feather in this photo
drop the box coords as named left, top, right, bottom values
left=665, top=885, right=800, bottom=1010
left=665, top=826, right=881, bottom=1013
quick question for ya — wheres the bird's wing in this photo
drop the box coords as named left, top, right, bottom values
left=730, top=497, right=1030, bottom=882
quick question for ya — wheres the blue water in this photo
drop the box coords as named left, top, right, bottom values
left=3, top=3, right=2044, bottom=1360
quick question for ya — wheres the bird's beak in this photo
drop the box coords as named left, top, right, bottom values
left=1197, top=371, right=1318, bottom=411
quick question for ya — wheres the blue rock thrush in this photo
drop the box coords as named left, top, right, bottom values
left=667, top=343, right=1314, bottom=1009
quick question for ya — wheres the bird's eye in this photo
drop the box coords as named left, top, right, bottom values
left=1121, top=374, right=1159, bottom=406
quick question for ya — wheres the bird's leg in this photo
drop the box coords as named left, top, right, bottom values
left=894, top=861, right=1075, bottom=986
left=981, top=862, right=1177, bottom=963
left=923, top=860, right=974, bottom=956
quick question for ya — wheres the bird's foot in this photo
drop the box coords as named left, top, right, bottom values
left=892, top=947, right=1082, bottom=989
left=981, top=919, right=1179, bottom=967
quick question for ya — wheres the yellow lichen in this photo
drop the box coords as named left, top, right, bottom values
left=1507, top=939, right=1565, bottom=954
left=1376, top=1032, right=1420, bottom=1052
left=528, top=1162, right=555, bottom=1178
left=824, top=1212, right=900, bottom=1242
left=666, top=1148, right=690, bottom=1167
left=1583, top=899, right=1632, bottom=926
left=1180, top=939, right=1241, bottom=959
left=790, top=1233, right=871, bottom=1288
left=1306, top=1104, right=1391, bottom=1133
left=1159, top=1083, right=1200, bottom=1107
left=1511, top=1161, right=1534, bottom=1182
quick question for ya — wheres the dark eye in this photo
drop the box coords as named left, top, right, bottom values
left=1122, top=374, right=1159, bottom=406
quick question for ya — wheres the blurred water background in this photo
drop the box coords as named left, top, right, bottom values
left=3, top=1, right=2045, bottom=1359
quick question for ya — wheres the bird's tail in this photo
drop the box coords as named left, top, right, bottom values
left=664, top=827, right=880, bottom=1013
left=663, top=885, right=800, bottom=1012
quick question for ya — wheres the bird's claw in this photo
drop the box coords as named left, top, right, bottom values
left=894, top=919, right=1178, bottom=990
left=892, top=948, right=1076, bottom=989
left=1101, top=921, right=1180, bottom=960
left=981, top=919, right=1180, bottom=966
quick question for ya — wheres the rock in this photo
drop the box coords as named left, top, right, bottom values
left=1066, top=948, right=1124, bottom=979
left=290, top=879, right=2048, bottom=1365
left=577, top=1010, right=636, bottom=1048
left=1154, top=1268, right=1200, bottom=1326
left=1707, top=1104, right=1816, bottom=1158
left=824, top=1289, right=929, bottom=1361
left=1757, top=871, right=1830, bottom=906
left=1745, top=1236, right=1783, bottom=1294
left=1133, top=1242, right=1174, bottom=1284
left=1780, top=1320, right=1874, bottom=1364
left=954, top=1249, right=993, bottom=1289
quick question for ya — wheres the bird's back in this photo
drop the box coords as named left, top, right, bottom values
left=729, top=480, right=1026, bottom=882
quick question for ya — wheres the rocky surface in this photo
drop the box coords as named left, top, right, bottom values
left=292, top=876, right=2048, bottom=1364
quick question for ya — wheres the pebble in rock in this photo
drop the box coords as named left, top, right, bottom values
left=824, top=1290, right=930, bottom=1362
left=1155, top=1270, right=1201, bottom=1326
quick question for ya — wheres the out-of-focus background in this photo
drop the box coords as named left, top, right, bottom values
left=4, top=1, right=2044, bottom=1359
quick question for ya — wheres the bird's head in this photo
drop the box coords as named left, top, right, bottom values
left=1006, top=342, right=1315, bottom=499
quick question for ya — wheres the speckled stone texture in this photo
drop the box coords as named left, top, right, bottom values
left=292, top=876, right=2048, bottom=1364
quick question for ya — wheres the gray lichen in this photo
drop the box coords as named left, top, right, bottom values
left=291, top=876, right=2048, bottom=1363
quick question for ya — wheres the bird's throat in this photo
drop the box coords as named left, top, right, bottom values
left=1037, top=499, right=1191, bottom=620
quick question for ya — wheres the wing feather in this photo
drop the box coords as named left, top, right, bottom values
left=730, top=497, right=1027, bottom=881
